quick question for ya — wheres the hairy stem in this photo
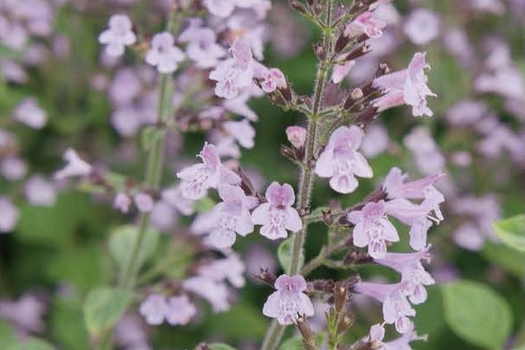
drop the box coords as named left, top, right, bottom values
left=117, top=71, right=174, bottom=290
left=260, top=2, right=334, bottom=350
left=95, top=11, right=180, bottom=350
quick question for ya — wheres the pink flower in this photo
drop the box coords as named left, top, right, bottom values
left=208, top=184, right=258, bottom=248
left=139, top=294, right=196, bottom=326
left=314, top=126, right=373, bottom=194
left=145, top=32, right=185, bottom=74
left=134, top=192, right=154, bottom=213
left=251, top=182, right=302, bottom=240
left=223, top=119, right=256, bottom=149
left=113, top=193, right=131, bottom=213
left=262, top=274, right=314, bottom=325
left=139, top=294, right=168, bottom=325
left=178, top=19, right=226, bottom=68
left=199, top=254, right=246, bottom=288
left=0, top=293, right=46, bottom=333
left=98, top=14, right=136, bottom=57
left=203, top=0, right=270, bottom=18
left=260, top=68, right=287, bottom=93
left=176, top=143, right=241, bottom=200
left=347, top=201, right=400, bottom=259
left=183, top=276, right=231, bottom=312
left=161, top=185, right=195, bottom=216
left=23, top=175, right=56, bottom=206
left=368, top=323, right=386, bottom=344
left=0, top=197, right=19, bottom=233
left=12, top=98, right=47, bottom=129
left=1, top=156, right=27, bottom=181
left=209, top=38, right=266, bottom=99
left=383, top=167, right=444, bottom=200
left=165, top=295, right=197, bottom=326
left=286, top=126, right=307, bottom=149
left=373, top=52, right=436, bottom=117
left=384, top=199, right=433, bottom=251
left=54, top=149, right=92, bottom=180
left=332, top=60, right=356, bottom=84
left=403, top=9, right=440, bottom=46
left=203, top=0, right=236, bottom=17
left=344, top=11, right=386, bottom=39
left=354, top=281, right=415, bottom=334
left=375, top=247, right=435, bottom=304
left=383, top=290, right=416, bottom=334
left=382, top=322, right=427, bottom=349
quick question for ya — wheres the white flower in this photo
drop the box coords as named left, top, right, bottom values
left=98, top=14, right=136, bottom=57
left=145, top=32, right=185, bottom=74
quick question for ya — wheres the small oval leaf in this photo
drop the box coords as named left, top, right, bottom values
left=108, top=225, right=159, bottom=274
left=493, top=215, right=525, bottom=252
left=442, top=280, right=512, bottom=350
left=83, top=287, right=133, bottom=338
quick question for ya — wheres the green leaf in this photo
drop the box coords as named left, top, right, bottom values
left=442, top=280, right=512, bottom=350
left=207, top=302, right=267, bottom=340
left=141, top=126, right=163, bottom=151
left=482, top=242, right=525, bottom=279
left=493, top=215, right=525, bottom=252
left=207, top=344, right=238, bottom=350
left=278, top=336, right=303, bottom=350
left=50, top=293, right=91, bottom=350
left=46, top=244, right=109, bottom=292
left=0, top=319, right=17, bottom=345
left=17, top=192, right=95, bottom=247
left=83, top=287, right=133, bottom=338
left=194, top=197, right=215, bottom=213
left=108, top=225, right=159, bottom=274
left=0, top=42, right=23, bottom=60
left=278, top=237, right=304, bottom=274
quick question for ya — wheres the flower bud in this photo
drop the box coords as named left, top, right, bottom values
left=336, top=311, right=355, bottom=334
left=289, top=1, right=308, bottom=15
left=296, top=317, right=316, bottom=350
left=334, top=280, right=349, bottom=312
left=286, top=126, right=307, bottom=149
left=351, top=88, right=364, bottom=100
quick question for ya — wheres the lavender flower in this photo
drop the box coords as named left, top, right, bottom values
left=262, top=274, right=314, bottom=325
left=251, top=182, right=302, bottom=240
left=139, top=294, right=168, bottom=326
left=0, top=197, right=19, bottom=233
left=54, top=149, right=92, bottom=180
left=208, top=184, right=258, bottom=248
left=12, top=98, right=47, bottom=129
left=347, top=201, right=400, bottom=259
left=98, top=14, right=136, bottom=57
left=176, top=143, right=241, bottom=200
left=145, top=32, right=185, bottom=74
left=209, top=38, right=266, bottom=99
left=373, top=52, right=436, bottom=117
left=314, top=126, right=373, bottom=194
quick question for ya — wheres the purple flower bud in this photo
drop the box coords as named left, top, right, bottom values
left=285, top=126, right=307, bottom=149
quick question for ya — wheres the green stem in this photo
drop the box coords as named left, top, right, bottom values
left=95, top=11, right=180, bottom=350
left=117, top=72, right=174, bottom=290
left=260, top=2, right=334, bottom=350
